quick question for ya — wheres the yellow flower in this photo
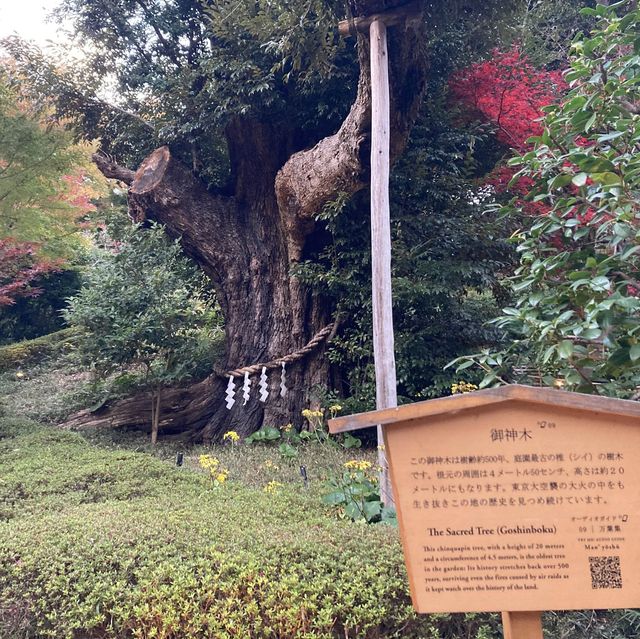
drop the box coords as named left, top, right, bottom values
left=223, top=430, right=240, bottom=443
left=263, top=459, right=279, bottom=471
left=344, top=460, right=372, bottom=472
left=280, top=423, right=293, bottom=432
left=15, top=371, right=24, bottom=379
left=199, top=455, right=228, bottom=486
left=198, top=454, right=219, bottom=471
left=264, top=480, right=283, bottom=494
left=451, top=381, right=478, bottom=395
left=329, top=404, right=342, bottom=414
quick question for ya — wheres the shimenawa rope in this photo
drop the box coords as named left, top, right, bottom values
left=218, top=322, right=336, bottom=379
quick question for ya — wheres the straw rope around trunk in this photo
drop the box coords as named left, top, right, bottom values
left=217, top=322, right=337, bottom=379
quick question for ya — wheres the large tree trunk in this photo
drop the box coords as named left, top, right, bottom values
left=67, top=1, right=428, bottom=441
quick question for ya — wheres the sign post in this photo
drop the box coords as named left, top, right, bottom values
left=502, top=611, right=543, bottom=639
left=330, top=385, right=640, bottom=638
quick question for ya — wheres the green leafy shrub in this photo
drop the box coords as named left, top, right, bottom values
left=0, top=418, right=440, bottom=638
left=0, top=416, right=42, bottom=439
left=323, top=460, right=395, bottom=525
left=545, top=608, right=640, bottom=639
left=64, top=220, right=223, bottom=441
left=245, top=425, right=282, bottom=443
left=244, top=408, right=361, bottom=461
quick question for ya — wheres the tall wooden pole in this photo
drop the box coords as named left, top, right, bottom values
left=370, top=18, right=396, bottom=507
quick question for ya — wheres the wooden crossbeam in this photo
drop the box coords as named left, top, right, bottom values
left=338, top=1, right=422, bottom=37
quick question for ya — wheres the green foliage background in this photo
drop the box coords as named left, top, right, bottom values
left=64, top=218, right=222, bottom=391
left=0, top=0, right=595, bottom=405
left=456, top=2, right=640, bottom=398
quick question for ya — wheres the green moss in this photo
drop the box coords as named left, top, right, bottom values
left=0, top=328, right=80, bottom=372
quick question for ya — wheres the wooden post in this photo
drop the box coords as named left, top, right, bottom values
left=337, top=3, right=422, bottom=508
left=501, top=612, right=543, bottom=639
left=369, top=18, right=396, bottom=507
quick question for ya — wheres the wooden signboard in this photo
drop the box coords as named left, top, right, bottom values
left=329, top=385, right=640, bottom=624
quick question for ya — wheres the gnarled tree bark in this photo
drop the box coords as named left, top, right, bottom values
left=64, top=0, right=428, bottom=441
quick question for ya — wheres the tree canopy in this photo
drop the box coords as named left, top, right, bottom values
left=0, top=70, right=97, bottom=258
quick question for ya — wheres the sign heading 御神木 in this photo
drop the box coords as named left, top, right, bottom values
left=329, top=385, right=640, bottom=615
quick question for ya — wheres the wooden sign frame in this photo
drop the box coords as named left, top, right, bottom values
left=330, top=385, right=640, bottom=638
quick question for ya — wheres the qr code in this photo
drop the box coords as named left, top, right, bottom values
left=589, top=556, right=622, bottom=589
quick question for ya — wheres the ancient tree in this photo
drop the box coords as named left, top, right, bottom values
left=38, top=0, right=426, bottom=440
left=4, top=0, right=531, bottom=439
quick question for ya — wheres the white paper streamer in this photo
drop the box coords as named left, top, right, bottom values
left=259, top=366, right=269, bottom=402
left=242, top=371, right=251, bottom=405
left=225, top=375, right=236, bottom=410
left=280, top=361, right=287, bottom=397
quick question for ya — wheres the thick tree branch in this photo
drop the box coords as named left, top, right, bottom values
left=94, top=147, right=241, bottom=308
left=130, top=148, right=241, bottom=288
left=275, top=59, right=369, bottom=260
left=275, top=2, right=428, bottom=260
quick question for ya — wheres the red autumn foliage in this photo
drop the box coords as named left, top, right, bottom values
left=0, top=170, right=100, bottom=306
left=0, top=239, right=62, bottom=306
left=450, top=46, right=572, bottom=228
left=61, top=173, right=97, bottom=213
left=450, top=46, right=566, bottom=152
left=451, top=48, right=609, bottom=255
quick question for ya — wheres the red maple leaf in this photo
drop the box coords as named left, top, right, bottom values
left=0, top=239, right=63, bottom=306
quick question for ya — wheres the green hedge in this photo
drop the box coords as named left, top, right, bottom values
left=0, top=418, right=472, bottom=639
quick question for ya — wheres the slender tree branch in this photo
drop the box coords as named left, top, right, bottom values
left=85, top=96, right=156, bottom=133
left=100, top=2, right=155, bottom=68
left=133, top=0, right=184, bottom=68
